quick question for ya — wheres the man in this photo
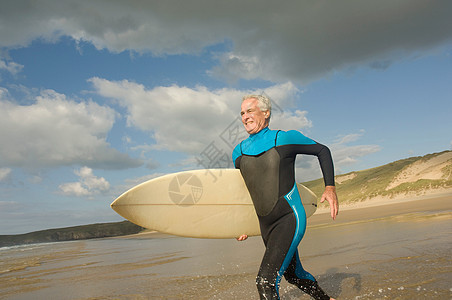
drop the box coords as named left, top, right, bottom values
left=232, top=95, right=338, bottom=300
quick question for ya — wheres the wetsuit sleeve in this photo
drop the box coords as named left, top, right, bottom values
left=299, top=143, right=335, bottom=186
left=277, top=130, right=335, bottom=186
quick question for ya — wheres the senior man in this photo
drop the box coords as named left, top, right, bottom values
left=232, top=94, right=338, bottom=300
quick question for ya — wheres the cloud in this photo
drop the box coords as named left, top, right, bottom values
left=329, top=131, right=381, bottom=170
left=1, top=1, right=451, bottom=83
left=110, top=172, right=167, bottom=200
left=295, top=131, right=381, bottom=182
left=0, top=88, right=142, bottom=169
left=145, top=159, right=160, bottom=170
left=59, top=166, right=110, bottom=197
left=89, top=78, right=306, bottom=155
left=0, top=59, right=24, bottom=76
left=331, top=145, right=381, bottom=168
left=0, top=168, right=12, bottom=181
left=271, top=110, right=312, bottom=132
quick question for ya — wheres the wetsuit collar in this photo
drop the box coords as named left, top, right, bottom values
left=249, top=126, right=270, bottom=138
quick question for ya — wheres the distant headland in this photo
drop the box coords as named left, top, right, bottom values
left=0, top=221, right=144, bottom=248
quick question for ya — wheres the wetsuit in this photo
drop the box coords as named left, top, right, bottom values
left=232, top=127, right=335, bottom=300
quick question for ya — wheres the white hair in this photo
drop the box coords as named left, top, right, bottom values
left=242, top=94, right=272, bottom=120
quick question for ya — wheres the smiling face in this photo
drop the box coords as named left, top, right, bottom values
left=241, top=97, right=270, bottom=134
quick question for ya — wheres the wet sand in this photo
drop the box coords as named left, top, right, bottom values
left=1, top=194, right=451, bottom=299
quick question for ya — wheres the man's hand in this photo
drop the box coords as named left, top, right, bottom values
left=236, top=234, right=248, bottom=241
left=320, top=185, right=339, bottom=220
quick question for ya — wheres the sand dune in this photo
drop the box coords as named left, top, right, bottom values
left=387, top=151, right=452, bottom=190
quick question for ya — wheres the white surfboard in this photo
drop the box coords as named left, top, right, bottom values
left=111, top=169, right=317, bottom=239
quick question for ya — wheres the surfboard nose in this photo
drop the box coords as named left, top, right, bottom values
left=110, top=195, right=122, bottom=209
left=110, top=194, right=139, bottom=227
left=110, top=197, right=119, bottom=208
left=110, top=193, right=127, bottom=214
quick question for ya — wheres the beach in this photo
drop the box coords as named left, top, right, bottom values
left=1, top=194, right=451, bottom=299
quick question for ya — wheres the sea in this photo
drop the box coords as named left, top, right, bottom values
left=1, top=196, right=451, bottom=299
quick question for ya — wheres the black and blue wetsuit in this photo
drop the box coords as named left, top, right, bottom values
left=232, top=127, right=335, bottom=300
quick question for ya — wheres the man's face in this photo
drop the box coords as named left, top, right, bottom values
left=241, top=98, right=269, bottom=134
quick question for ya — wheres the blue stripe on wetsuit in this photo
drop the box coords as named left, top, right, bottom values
left=276, top=183, right=315, bottom=295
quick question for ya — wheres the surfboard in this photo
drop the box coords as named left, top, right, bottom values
left=111, top=169, right=317, bottom=239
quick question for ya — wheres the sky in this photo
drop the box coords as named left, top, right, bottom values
left=0, top=0, right=451, bottom=234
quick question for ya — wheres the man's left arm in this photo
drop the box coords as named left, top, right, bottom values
left=312, top=143, right=339, bottom=220
left=279, top=131, right=339, bottom=219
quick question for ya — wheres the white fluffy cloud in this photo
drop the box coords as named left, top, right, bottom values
left=89, top=78, right=308, bottom=155
left=0, top=88, right=141, bottom=169
left=1, top=1, right=450, bottom=83
left=59, top=166, right=110, bottom=197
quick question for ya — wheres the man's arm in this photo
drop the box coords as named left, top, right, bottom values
left=277, top=130, right=338, bottom=219
left=307, top=144, right=339, bottom=220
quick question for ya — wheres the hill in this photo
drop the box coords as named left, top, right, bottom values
left=0, top=221, right=143, bottom=248
left=303, top=150, right=452, bottom=207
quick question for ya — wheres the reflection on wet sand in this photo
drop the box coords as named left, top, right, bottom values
left=1, top=195, right=451, bottom=299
